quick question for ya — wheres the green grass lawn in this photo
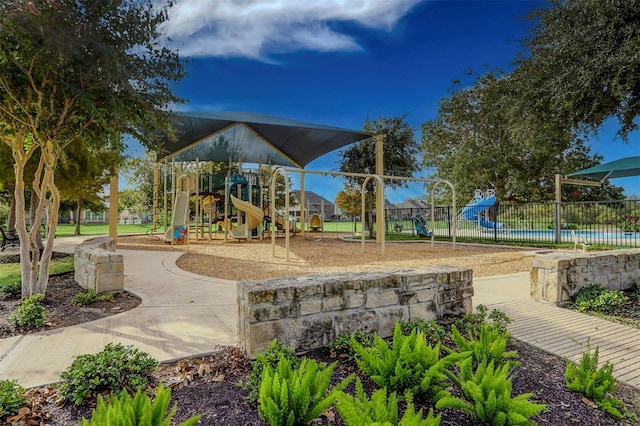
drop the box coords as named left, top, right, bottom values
left=0, top=255, right=74, bottom=287
left=53, top=223, right=152, bottom=238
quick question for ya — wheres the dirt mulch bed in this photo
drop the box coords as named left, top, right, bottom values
left=117, top=234, right=535, bottom=280
left=0, top=254, right=141, bottom=339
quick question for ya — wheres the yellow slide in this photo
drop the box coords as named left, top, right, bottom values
left=230, top=195, right=264, bottom=239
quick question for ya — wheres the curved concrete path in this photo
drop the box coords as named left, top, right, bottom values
left=0, top=246, right=237, bottom=388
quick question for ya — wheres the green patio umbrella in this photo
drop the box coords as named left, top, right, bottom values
left=567, top=156, right=640, bottom=181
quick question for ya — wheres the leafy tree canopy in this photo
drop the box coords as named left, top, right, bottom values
left=516, top=0, right=640, bottom=139
left=337, top=115, right=419, bottom=189
left=0, top=0, right=185, bottom=297
left=421, top=71, right=624, bottom=203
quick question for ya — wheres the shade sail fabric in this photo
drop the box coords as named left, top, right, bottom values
left=567, top=156, right=640, bottom=181
left=153, top=111, right=373, bottom=168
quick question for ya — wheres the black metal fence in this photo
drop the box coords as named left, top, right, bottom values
left=385, top=199, right=640, bottom=248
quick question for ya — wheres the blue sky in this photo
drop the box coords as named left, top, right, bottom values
left=149, top=0, right=639, bottom=203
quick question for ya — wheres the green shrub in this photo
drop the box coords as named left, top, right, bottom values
left=79, top=384, right=201, bottom=426
left=0, top=379, right=27, bottom=418
left=450, top=305, right=511, bottom=337
left=336, top=379, right=441, bottom=426
left=1, top=281, right=22, bottom=299
left=437, top=358, right=546, bottom=425
left=352, top=323, right=468, bottom=402
left=258, top=355, right=353, bottom=426
left=398, top=318, right=447, bottom=346
left=8, top=293, right=48, bottom=328
left=238, top=339, right=300, bottom=403
left=565, top=344, right=624, bottom=418
left=449, top=323, right=519, bottom=369
left=71, top=288, right=114, bottom=305
left=58, top=343, right=159, bottom=405
left=571, top=284, right=628, bottom=314
left=329, top=330, right=376, bottom=361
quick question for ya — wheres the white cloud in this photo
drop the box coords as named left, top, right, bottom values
left=159, top=0, right=426, bottom=59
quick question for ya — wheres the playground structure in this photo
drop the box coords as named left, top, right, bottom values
left=458, top=189, right=505, bottom=230
left=269, top=166, right=456, bottom=261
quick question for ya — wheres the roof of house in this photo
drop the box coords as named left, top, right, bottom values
left=292, top=190, right=333, bottom=206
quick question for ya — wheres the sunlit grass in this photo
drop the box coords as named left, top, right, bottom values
left=0, top=254, right=74, bottom=287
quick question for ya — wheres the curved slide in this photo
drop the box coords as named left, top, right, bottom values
left=460, top=193, right=504, bottom=229
left=230, top=195, right=264, bottom=239
left=164, top=190, right=190, bottom=243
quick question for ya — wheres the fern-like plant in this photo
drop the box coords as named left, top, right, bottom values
left=258, top=354, right=353, bottom=426
left=335, top=379, right=441, bottom=426
left=352, top=323, right=469, bottom=402
left=238, top=339, right=300, bottom=402
left=79, top=384, right=201, bottom=426
left=437, top=358, right=546, bottom=425
left=565, top=344, right=624, bottom=418
left=449, top=323, right=519, bottom=369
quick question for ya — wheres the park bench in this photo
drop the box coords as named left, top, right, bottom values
left=0, top=227, right=19, bottom=252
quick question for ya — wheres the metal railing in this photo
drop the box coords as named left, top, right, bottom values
left=385, top=199, right=640, bottom=248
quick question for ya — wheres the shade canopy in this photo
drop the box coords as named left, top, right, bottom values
left=567, top=156, right=640, bottom=181
left=153, top=111, right=374, bottom=168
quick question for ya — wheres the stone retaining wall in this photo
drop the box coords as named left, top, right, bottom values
left=237, top=267, right=473, bottom=357
left=531, top=249, right=640, bottom=305
left=74, top=237, right=124, bottom=293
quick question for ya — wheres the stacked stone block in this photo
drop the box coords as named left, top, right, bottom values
left=237, top=266, right=473, bottom=357
left=531, top=249, right=640, bottom=305
left=74, top=237, right=124, bottom=293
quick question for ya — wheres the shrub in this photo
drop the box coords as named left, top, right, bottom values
left=258, top=355, right=353, bottom=426
left=450, top=305, right=511, bottom=337
left=79, top=384, right=201, bottom=426
left=352, top=323, right=468, bottom=402
left=71, top=288, right=113, bottom=305
left=8, top=293, right=48, bottom=328
left=571, top=284, right=628, bottom=314
left=437, top=358, right=546, bottom=424
left=398, top=318, right=447, bottom=346
left=329, top=330, right=376, bottom=361
left=0, top=379, right=27, bottom=419
left=449, top=323, right=519, bottom=369
left=565, top=344, right=624, bottom=418
left=58, top=343, right=159, bottom=405
left=238, top=339, right=300, bottom=403
left=1, top=281, right=21, bottom=299
left=336, top=379, right=441, bottom=426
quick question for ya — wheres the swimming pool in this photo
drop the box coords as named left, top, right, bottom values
left=503, top=229, right=640, bottom=246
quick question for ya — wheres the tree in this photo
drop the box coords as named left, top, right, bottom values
left=421, top=71, right=623, bottom=203
left=0, top=0, right=185, bottom=297
left=335, top=184, right=362, bottom=232
left=516, top=0, right=640, bottom=139
left=337, top=115, right=419, bottom=235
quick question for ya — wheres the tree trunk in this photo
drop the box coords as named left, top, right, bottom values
left=7, top=191, right=16, bottom=234
left=29, top=190, right=44, bottom=252
left=74, top=199, right=82, bottom=236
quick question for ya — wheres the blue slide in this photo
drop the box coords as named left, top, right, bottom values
left=460, top=191, right=504, bottom=229
left=413, top=214, right=433, bottom=238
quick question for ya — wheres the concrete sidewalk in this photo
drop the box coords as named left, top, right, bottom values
left=0, top=247, right=237, bottom=388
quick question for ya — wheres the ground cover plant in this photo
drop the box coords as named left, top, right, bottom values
left=568, top=282, right=640, bottom=328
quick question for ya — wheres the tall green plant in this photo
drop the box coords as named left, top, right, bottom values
left=352, top=323, right=468, bottom=402
left=565, top=345, right=624, bottom=418
left=336, top=379, right=441, bottom=426
left=437, top=358, right=546, bottom=425
left=258, top=355, right=353, bottom=426
left=79, top=384, right=201, bottom=426
left=449, top=323, right=519, bottom=369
